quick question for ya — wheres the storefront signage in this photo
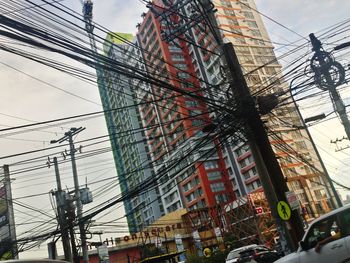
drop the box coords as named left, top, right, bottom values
left=96, top=223, right=183, bottom=248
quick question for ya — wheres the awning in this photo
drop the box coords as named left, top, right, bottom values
left=138, top=250, right=185, bottom=263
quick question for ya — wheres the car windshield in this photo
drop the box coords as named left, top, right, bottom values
left=239, top=249, right=254, bottom=257
left=226, top=250, right=241, bottom=260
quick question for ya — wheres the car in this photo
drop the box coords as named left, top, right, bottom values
left=275, top=204, right=350, bottom=263
left=226, top=244, right=257, bottom=263
left=225, top=244, right=280, bottom=263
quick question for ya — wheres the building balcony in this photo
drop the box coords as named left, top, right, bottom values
left=240, top=162, right=255, bottom=174
left=244, top=175, right=259, bottom=185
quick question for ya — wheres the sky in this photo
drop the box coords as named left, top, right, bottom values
left=1, top=0, right=350, bottom=259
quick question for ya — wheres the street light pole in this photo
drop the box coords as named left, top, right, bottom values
left=289, top=77, right=342, bottom=209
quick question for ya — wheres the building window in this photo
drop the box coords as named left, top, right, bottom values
left=220, top=0, right=232, bottom=8
left=183, top=181, right=190, bottom=192
left=242, top=11, right=254, bottom=19
left=310, top=177, right=322, bottom=187
left=251, top=29, right=261, bottom=37
left=204, top=160, right=219, bottom=170
left=295, top=141, right=308, bottom=150
left=251, top=166, right=257, bottom=175
left=186, top=193, right=195, bottom=203
left=177, top=72, right=190, bottom=79
left=228, top=18, right=238, bottom=26
left=168, top=45, right=182, bottom=52
left=239, top=156, right=253, bottom=168
left=289, top=180, right=302, bottom=191
left=243, top=172, right=250, bottom=180
left=215, top=194, right=228, bottom=204
left=297, top=193, right=307, bottom=203
left=167, top=201, right=181, bottom=213
left=210, top=182, right=225, bottom=192
left=224, top=9, right=236, bottom=17
left=314, top=189, right=325, bottom=200
left=185, top=100, right=199, bottom=108
left=246, top=21, right=258, bottom=28
left=171, top=54, right=185, bottom=61
left=174, top=63, right=187, bottom=70
left=236, top=46, right=251, bottom=55
left=264, top=67, right=277, bottom=75
left=164, top=191, right=179, bottom=204
left=207, top=171, right=222, bottom=181
left=235, top=189, right=241, bottom=197
left=247, top=183, right=255, bottom=191
left=256, top=179, right=261, bottom=187
left=231, top=177, right=237, bottom=187
left=186, top=188, right=203, bottom=203
left=192, top=119, right=204, bottom=127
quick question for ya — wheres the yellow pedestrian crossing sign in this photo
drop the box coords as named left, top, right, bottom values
left=277, top=201, right=291, bottom=221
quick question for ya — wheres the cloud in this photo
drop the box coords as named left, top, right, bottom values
left=94, top=1, right=147, bottom=35
left=255, top=0, right=350, bottom=41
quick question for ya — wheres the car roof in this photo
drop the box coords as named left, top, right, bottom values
left=230, top=244, right=259, bottom=252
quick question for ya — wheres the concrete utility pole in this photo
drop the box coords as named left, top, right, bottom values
left=52, top=157, right=72, bottom=262
left=309, top=33, right=350, bottom=139
left=198, top=0, right=304, bottom=251
left=221, top=43, right=304, bottom=251
left=3, top=165, right=18, bottom=259
left=51, top=127, right=88, bottom=263
left=67, top=195, right=79, bottom=263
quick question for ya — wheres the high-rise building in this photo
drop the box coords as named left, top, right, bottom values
left=135, top=7, right=235, bottom=214
left=101, top=33, right=164, bottom=232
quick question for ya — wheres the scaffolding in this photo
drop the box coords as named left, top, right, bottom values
left=222, top=190, right=278, bottom=248
left=182, top=191, right=279, bottom=250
